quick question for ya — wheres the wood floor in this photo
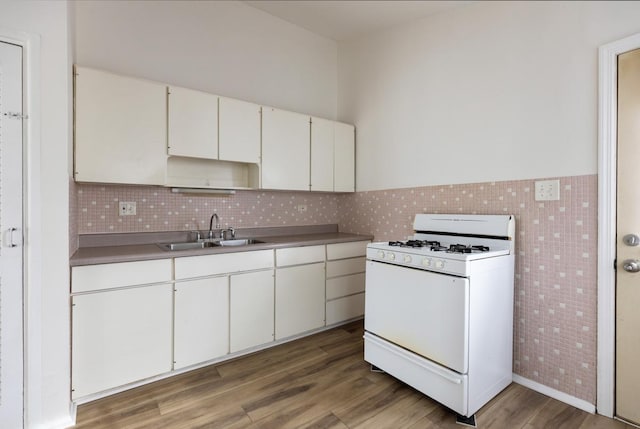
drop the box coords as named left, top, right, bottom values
left=74, top=321, right=632, bottom=429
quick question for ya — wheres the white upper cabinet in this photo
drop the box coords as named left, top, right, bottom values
left=74, top=66, right=167, bottom=185
left=310, top=117, right=334, bottom=192
left=219, top=97, right=261, bottom=164
left=74, top=66, right=355, bottom=192
left=261, top=107, right=310, bottom=191
left=167, top=86, right=218, bottom=159
left=334, top=122, right=355, bottom=192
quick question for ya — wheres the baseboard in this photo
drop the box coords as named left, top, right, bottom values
left=68, top=401, right=77, bottom=427
left=31, top=415, right=75, bottom=429
left=512, top=374, right=596, bottom=414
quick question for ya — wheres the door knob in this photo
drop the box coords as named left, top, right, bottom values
left=623, top=234, right=640, bottom=246
left=623, top=259, right=640, bottom=273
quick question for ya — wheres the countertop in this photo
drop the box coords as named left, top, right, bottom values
left=70, top=231, right=373, bottom=266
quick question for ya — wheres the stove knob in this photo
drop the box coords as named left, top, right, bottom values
left=421, top=258, right=431, bottom=267
left=435, top=260, right=445, bottom=269
left=387, top=253, right=396, bottom=261
left=377, top=250, right=385, bottom=258
left=403, top=255, right=412, bottom=263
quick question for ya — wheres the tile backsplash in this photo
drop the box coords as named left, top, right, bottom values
left=337, top=175, right=597, bottom=404
left=71, top=174, right=597, bottom=405
left=75, top=184, right=339, bottom=234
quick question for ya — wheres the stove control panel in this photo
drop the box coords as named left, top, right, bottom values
left=366, top=247, right=469, bottom=276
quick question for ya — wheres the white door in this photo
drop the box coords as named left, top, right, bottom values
left=168, top=86, right=218, bottom=159
left=616, top=48, right=640, bottom=426
left=74, top=67, right=167, bottom=185
left=174, top=277, right=229, bottom=369
left=365, top=261, right=469, bottom=374
left=218, top=97, right=261, bottom=164
left=261, top=107, right=310, bottom=191
left=310, top=117, right=334, bottom=192
left=275, top=262, right=325, bottom=339
left=229, top=270, right=274, bottom=353
left=0, top=41, right=24, bottom=428
left=334, top=122, right=355, bottom=192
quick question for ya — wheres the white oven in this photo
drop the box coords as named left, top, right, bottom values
left=364, top=214, right=515, bottom=423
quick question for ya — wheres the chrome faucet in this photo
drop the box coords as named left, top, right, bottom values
left=208, top=213, right=220, bottom=239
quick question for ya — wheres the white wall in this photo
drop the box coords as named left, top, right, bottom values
left=0, top=1, right=72, bottom=428
left=339, top=1, right=640, bottom=191
left=75, top=0, right=338, bottom=120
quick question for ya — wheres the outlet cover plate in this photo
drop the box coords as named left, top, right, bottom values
left=119, top=201, right=137, bottom=216
left=534, top=180, right=560, bottom=201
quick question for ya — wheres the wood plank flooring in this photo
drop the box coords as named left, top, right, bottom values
left=74, top=321, right=632, bottom=429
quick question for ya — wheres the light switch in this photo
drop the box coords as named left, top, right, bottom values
left=534, top=180, right=560, bottom=201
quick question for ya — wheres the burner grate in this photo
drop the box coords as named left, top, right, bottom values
left=388, top=240, right=441, bottom=248
left=447, top=244, right=490, bottom=254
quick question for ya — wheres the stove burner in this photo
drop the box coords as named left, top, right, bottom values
left=430, top=245, right=449, bottom=252
left=447, top=244, right=490, bottom=254
left=388, top=240, right=441, bottom=248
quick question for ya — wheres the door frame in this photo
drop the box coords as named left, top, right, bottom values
left=597, top=31, right=640, bottom=418
left=0, top=27, right=42, bottom=428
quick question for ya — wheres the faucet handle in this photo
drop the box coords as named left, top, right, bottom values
left=221, top=227, right=235, bottom=240
left=190, top=230, right=202, bottom=242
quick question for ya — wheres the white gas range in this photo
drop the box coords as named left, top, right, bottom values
left=364, top=214, right=515, bottom=425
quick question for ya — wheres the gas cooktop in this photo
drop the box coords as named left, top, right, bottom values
left=388, top=240, right=490, bottom=254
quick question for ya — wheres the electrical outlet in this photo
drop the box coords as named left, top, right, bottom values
left=534, top=180, right=560, bottom=201
left=297, top=204, right=307, bottom=213
left=119, top=201, right=137, bottom=216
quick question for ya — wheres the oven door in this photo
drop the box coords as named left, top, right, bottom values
left=365, top=260, right=469, bottom=374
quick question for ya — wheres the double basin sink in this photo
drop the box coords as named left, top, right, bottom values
left=159, top=238, right=264, bottom=251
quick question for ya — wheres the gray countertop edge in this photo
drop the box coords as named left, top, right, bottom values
left=70, top=232, right=374, bottom=266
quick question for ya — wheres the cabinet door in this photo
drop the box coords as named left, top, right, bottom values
left=71, top=284, right=173, bottom=399
left=275, top=263, right=326, bottom=340
left=174, top=277, right=229, bottom=370
left=230, top=270, right=275, bottom=353
left=310, top=117, right=334, bottom=192
left=219, top=97, right=261, bottom=164
left=74, top=67, right=167, bottom=185
left=168, top=86, right=218, bottom=159
left=334, top=122, right=355, bottom=192
left=262, top=107, right=310, bottom=191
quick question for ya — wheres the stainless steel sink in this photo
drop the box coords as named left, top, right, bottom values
left=158, top=238, right=263, bottom=250
left=218, top=239, right=263, bottom=246
left=159, top=241, right=219, bottom=251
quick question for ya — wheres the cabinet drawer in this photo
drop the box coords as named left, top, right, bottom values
left=326, top=257, right=365, bottom=278
left=276, top=245, right=325, bottom=267
left=326, top=273, right=365, bottom=300
left=71, top=259, right=172, bottom=293
left=326, top=292, right=365, bottom=325
left=175, top=249, right=273, bottom=279
left=326, top=241, right=369, bottom=260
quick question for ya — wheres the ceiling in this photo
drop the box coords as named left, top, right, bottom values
left=244, top=1, right=474, bottom=42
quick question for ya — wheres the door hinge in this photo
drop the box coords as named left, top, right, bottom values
left=2, top=111, right=28, bottom=120
left=614, top=259, right=617, bottom=270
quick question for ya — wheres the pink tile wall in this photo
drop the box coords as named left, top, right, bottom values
left=75, top=184, right=339, bottom=234
left=337, top=175, right=597, bottom=404
left=71, top=174, right=597, bottom=404
left=69, top=178, right=79, bottom=256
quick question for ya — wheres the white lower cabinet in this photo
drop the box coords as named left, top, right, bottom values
left=70, top=240, right=370, bottom=400
left=174, top=277, right=229, bottom=370
left=230, top=270, right=275, bottom=353
left=325, top=241, right=369, bottom=325
left=275, top=262, right=326, bottom=339
left=71, top=284, right=173, bottom=399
